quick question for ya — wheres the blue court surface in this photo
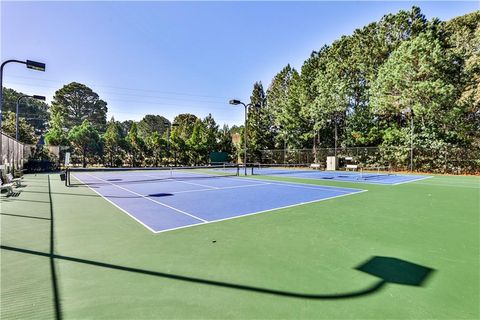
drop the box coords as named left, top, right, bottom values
left=252, top=168, right=431, bottom=185
left=72, top=170, right=365, bottom=233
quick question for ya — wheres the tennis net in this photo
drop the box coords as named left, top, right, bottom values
left=65, top=164, right=240, bottom=186
left=248, top=163, right=316, bottom=176
left=357, top=166, right=394, bottom=180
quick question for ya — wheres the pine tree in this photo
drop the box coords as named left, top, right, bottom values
left=103, top=117, right=123, bottom=167
left=67, top=120, right=101, bottom=167
left=247, top=82, right=274, bottom=162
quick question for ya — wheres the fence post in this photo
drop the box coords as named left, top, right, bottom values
left=7, top=134, right=10, bottom=172
left=444, top=148, right=448, bottom=174
left=410, top=146, right=414, bottom=172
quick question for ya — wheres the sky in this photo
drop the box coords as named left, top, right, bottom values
left=1, top=1, right=478, bottom=127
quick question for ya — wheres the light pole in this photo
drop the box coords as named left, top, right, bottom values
left=1, top=59, right=46, bottom=130
left=334, top=119, right=338, bottom=159
left=278, top=127, right=287, bottom=163
left=16, top=95, right=45, bottom=140
left=164, top=121, right=170, bottom=158
left=229, top=99, right=261, bottom=175
left=402, top=107, right=414, bottom=171
left=327, top=113, right=340, bottom=168
left=409, top=109, right=414, bottom=172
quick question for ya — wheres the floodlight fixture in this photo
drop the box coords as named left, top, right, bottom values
left=26, top=60, right=46, bottom=72
left=0, top=58, right=46, bottom=132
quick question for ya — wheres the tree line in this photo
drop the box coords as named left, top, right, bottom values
left=2, top=7, right=479, bottom=171
left=244, top=7, right=479, bottom=168
left=46, top=83, right=238, bottom=167
left=3, top=82, right=237, bottom=167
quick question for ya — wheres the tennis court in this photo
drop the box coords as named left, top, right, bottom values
left=1, top=172, right=478, bottom=319
left=249, top=164, right=431, bottom=185
left=69, top=167, right=365, bottom=233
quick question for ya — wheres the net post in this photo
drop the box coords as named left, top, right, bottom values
left=65, top=167, right=69, bottom=187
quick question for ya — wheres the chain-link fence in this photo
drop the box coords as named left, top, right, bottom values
left=260, top=146, right=480, bottom=174
left=24, top=144, right=60, bottom=162
left=1, top=132, right=62, bottom=174
left=1, top=132, right=25, bottom=173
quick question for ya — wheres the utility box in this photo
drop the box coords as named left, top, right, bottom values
left=326, top=156, right=337, bottom=171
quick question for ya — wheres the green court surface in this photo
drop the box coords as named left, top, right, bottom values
left=1, top=173, right=479, bottom=319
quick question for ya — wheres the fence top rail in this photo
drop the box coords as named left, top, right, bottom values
left=1, top=131, right=25, bottom=146
left=261, top=147, right=389, bottom=152
left=260, top=146, right=480, bottom=153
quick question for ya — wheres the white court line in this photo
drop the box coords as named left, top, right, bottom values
left=171, top=182, right=273, bottom=194
left=413, top=182, right=480, bottom=189
left=263, top=181, right=357, bottom=193
left=153, top=189, right=368, bottom=234
left=418, top=176, right=480, bottom=182
left=84, top=173, right=207, bottom=223
left=237, top=177, right=364, bottom=192
left=72, top=174, right=157, bottom=233
left=391, top=176, right=433, bottom=185
left=171, top=179, right=220, bottom=189
left=250, top=171, right=435, bottom=186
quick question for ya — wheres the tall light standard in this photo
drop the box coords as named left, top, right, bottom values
left=407, top=108, right=413, bottom=172
left=0, top=59, right=46, bottom=130
left=164, top=121, right=170, bottom=160
left=327, top=112, right=340, bottom=168
left=229, top=99, right=261, bottom=175
left=277, top=125, right=287, bottom=163
left=410, top=111, right=414, bottom=172
left=403, top=107, right=414, bottom=171
left=16, top=95, right=46, bottom=140
left=333, top=112, right=339, bottom=160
